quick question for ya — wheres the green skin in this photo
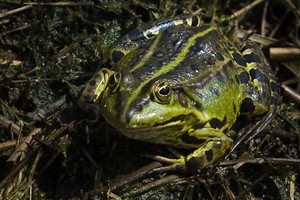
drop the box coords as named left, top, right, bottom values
left=79, top=15, right=280, bottom=172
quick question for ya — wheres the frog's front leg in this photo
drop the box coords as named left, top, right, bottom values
left=154, top=128, right=233, bottom=173
left=78, top=68, right=115, bottom=117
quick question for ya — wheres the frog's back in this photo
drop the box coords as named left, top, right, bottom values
left=117, top=24, right=242, bottom=92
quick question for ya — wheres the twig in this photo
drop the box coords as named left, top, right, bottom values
left=269, top=47, right=300, bottom=61
left=261, top=1, right=269, bottom=36
left=23, top=2, right=94, bottom=7
left=281, top=83, right=300, bottom=105
left=108, top=162, right=163, bottom=191
left=0, top=114, right=22, bottom=136
left=220, top=157, right=300, bottom=167
left=0, top=5, right=32, bottom=19
left=230, top=0, right=266, bottom=20
left=1, top=24, right=32, bottom=36
left=7, top=128, right=42, bottom=163
left=0, top=140, right=17, bottom=151
left=285, top=0, right=300, bottom=18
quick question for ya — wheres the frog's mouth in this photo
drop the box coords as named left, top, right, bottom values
left=105, top=113, right=189, bottom=144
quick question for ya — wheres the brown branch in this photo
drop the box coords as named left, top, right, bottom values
left=0, top=114, right=22, bottom=136
left=0, top=5, right=32, bottom=19
left=23, top=2, right=94, bottom=7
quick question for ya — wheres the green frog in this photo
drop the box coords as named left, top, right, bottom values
left=78, top=15, right=280, bottom=172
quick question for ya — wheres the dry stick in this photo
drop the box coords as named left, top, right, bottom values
left=0, top=114, right=22, bottom=136
left=7, top=128, right=42, bottom=162
left=0, top=5, right=32, bottom=19
left=109, top=162, right=163, bottom=191
left=281, top=62, right=299, bottom=76
left=220, top=157, right=300, bottom=167
left=281, top=84, right=300, bottom=105
left=23, top=2, right=94, bottom=6
left=1, top=24, right=32, bottom=36
left=269, top=47, right=300, bottom=61
left=285, top=0, right=300, bottom=18
left=0, top=140, right=17, bottom=151
left=261, top=1, right=269, bottom=36
left=230, top=0, right=266, bottom=20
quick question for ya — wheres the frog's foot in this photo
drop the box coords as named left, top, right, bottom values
left=146, top=137, right=233, bottom=173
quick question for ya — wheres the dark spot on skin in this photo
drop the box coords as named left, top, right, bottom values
left=216, top=52, right=225, bottom=61
left=194, top=102, right=203, bottom=111
left=181, top=132, right=206, bottom=145
left=207, top=55, right=216, bottom=65
left=270, top=81, right=280, bottom=94
left=233, top=52, right=247, bottom=67
left=112, top=50, right=125, bottom=62
left=128, top=29, right=144, bottom=41
left=187, top=37, right=204, bottom=55
left=192, top=123, right=206, bottom=130
left=240, top=97, right=255, bottom=113
left=238, top=71, right=250, bottom=84
left=89, top=80, right=96, bottom=86
left=241, top=44, right=254, bottom=52
left=209, top=117, right=227, bottom=129
left=187, top=156, right=205, bottom=171
left=153, top=50, right=164, bottom=58
left=249, top=68, right=268, bottom=83
left=244, top=52, right=262, bottom=63
left=205, top=150, right=213, bottom=162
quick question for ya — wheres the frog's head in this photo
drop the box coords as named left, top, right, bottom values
left=100, top=69, right=198, bottom=141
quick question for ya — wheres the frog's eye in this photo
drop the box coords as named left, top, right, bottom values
left=153, top=80, right=172, bottom=104
left=108, top=72, right=120, bottom=92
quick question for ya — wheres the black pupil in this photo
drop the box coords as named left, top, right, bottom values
left=159, top=85, right=170, bottom=95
